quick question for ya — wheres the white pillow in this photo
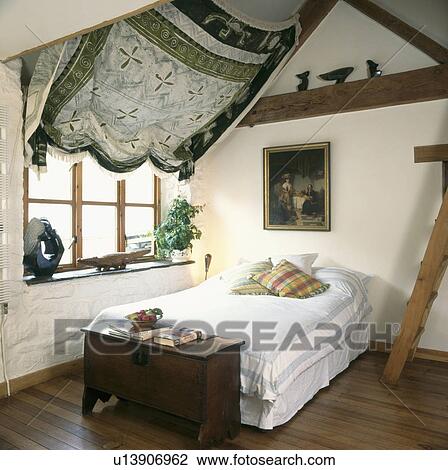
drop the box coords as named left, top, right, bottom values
left=270, top=253, right=318, bottom=275
left=219, top=259, right=270, bottom=281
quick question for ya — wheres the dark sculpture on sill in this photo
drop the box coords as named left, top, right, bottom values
left=367, top=59, right=382, bottom=78
left=23, top=218, right=65, bottom=278
left=296, top=70, right=310, bottom=91
left=319, top=66, right=354, bottom=84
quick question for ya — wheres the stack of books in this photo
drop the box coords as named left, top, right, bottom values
left=108, top=324, right=202, bottom=347
left=153, top=328, right=202, bottom=347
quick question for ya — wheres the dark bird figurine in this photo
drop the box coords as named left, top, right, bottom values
left=296, top=70, right=310, bottom=91
left=367, top=59, right=382, bottom=78
left=318, top=66, right=354, bottom=84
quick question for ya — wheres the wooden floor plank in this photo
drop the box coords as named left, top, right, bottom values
left=14, top=390, right=165, bottom=449
left=5, top=395, right=106, bottom=448
left=0, top=412, right=75, bottom=450
left=0, top=422, right=46, bottom=450
left=0, top=436, right=18, bottom=450
left=0, top=401, right=99, bottom=450
left=0, top=352, right=446, bottom=450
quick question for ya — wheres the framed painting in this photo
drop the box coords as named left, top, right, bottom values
left=264, top=142, right=330, bottom=231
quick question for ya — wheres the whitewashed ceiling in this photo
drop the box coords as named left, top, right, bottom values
left=0, top=0, right=164, bottom=61
left=1, top=0, right=447, bottom=62
left=0, top=0, right=304, bottom=61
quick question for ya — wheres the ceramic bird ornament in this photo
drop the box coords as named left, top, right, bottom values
left=296, top=70, right=310, bottom=91
left=367, top=59, right=382, bottom=78
left=318, top=66, right=354, bottom=84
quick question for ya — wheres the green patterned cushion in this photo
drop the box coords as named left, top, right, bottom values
left=223, top=260, right=273, bottom=295
left=251, top=260, right=330, bottom=299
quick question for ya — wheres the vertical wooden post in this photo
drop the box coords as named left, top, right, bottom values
left=443, top=161, right=447, bottom=195
left=383, top=144, right=448, bottom=384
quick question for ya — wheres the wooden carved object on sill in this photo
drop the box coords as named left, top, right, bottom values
left=77, top=249, right=151, bottom=272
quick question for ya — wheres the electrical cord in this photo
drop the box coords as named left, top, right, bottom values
left=0, top=308, right=10, bottom=396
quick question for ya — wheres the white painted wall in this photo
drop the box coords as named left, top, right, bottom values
left=0, top=59, right=26, bottom=383
left=374, top=0, right=448, bottom=48
left=8, top=265, right=195, bottom=380
left=0, top=60, right=196, bottom=383
left=184, top=0, right=448, bottom=352
left=1, top=0, right=448, bottom=384
left=265, top=1, right=437, bottom=96
left=190, top=99, right=448, bottom=351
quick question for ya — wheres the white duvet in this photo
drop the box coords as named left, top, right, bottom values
left=92, top=267, right=372, bottom=403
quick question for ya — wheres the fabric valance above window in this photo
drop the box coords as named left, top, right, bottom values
left=24, top=0, right=300, bottom=180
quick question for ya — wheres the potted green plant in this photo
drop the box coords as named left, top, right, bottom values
left=154, top=197, right=203, bottom=261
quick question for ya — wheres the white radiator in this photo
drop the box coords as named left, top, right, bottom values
left=0, top=105, right=9, bottom=305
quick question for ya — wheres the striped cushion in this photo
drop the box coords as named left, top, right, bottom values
left=224, top=260, right=273, bottom=295
left=251, top=260, right=329, bottom=299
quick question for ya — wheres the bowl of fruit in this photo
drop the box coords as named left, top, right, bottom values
left=125, top=308, right=163, bottom=330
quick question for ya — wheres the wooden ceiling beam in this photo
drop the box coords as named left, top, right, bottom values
left=414, top=144, right=448, bottom=195
left=414, top=144, right=448, bottom=163
left=294, top=0, right=339, bottom=53
left=344, top=0, right=448, bottom=64
left=238, top=64, right=448, bottom=127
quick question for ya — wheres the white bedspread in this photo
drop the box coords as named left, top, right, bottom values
left=92, top=267, right=372, bottom=403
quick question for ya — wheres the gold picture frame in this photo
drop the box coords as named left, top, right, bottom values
left=264, top=142, right=330, bottom=231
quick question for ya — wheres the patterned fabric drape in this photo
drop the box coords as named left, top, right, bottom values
left=24, top=0, right=299, bottom=180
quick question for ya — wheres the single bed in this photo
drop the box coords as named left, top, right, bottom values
left=91, top=266, right=372, bottom=430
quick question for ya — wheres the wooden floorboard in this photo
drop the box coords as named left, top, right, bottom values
left=0, top=436, right=18, bottom=450
left=0, top=352, right=446, bottom=450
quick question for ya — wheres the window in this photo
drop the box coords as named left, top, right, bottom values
left=24, top=156, right=161, bottom=270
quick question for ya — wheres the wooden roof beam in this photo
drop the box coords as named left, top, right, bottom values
left=294, top=0, right=339, bottom=53
left=414, top=144, right=448, bottom=163
left=238, top=63, right=448, bottom=127
left=344, top=0, right=448, bottom=64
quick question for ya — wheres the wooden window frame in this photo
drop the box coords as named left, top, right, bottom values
left=23, top=162, right=161, bottom=272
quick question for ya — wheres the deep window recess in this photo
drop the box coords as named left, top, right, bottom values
left=23, top=155, right=161, bottom=271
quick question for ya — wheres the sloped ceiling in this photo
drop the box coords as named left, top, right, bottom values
left=2, top=0, right=447, bottom=65
left=0, top=0, right=166, bottom=61
left=265, top=0, right=439, bottom=96
left=0, top=0, right=304, bottom=61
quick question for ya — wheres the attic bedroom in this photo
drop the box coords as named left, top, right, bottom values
left=0, top=0, right=447, bottom=461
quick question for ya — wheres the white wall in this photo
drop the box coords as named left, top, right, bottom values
left=374, top=0, right=448, bottom=48
left=265, top=1, right=437, bottom=96
left=0, top=59, right=26, bottom=383
left=0, top=60, right=196, bottom=383
left=190, top=99, right=448, bottom=351
left=8, top=265, right=195, bottom=380
left=2, top=0, right=448, bottom=383
left=185, top=0, right=448, bottom=352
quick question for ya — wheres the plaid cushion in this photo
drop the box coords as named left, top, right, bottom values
left=224, top=260, right=273, bottom=295
left=251, top=260, right=330, bottom=299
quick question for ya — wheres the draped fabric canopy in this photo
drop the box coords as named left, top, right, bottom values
left=25, top=0, right=299, bottom=180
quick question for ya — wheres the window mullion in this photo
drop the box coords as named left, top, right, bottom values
left=154, top=175, right=161, bottom=226
left=71, top=165, right=76, bottom=267
left=74, top=163, right=83, bottom=264
left=118, top=180, right=126, bottom=252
